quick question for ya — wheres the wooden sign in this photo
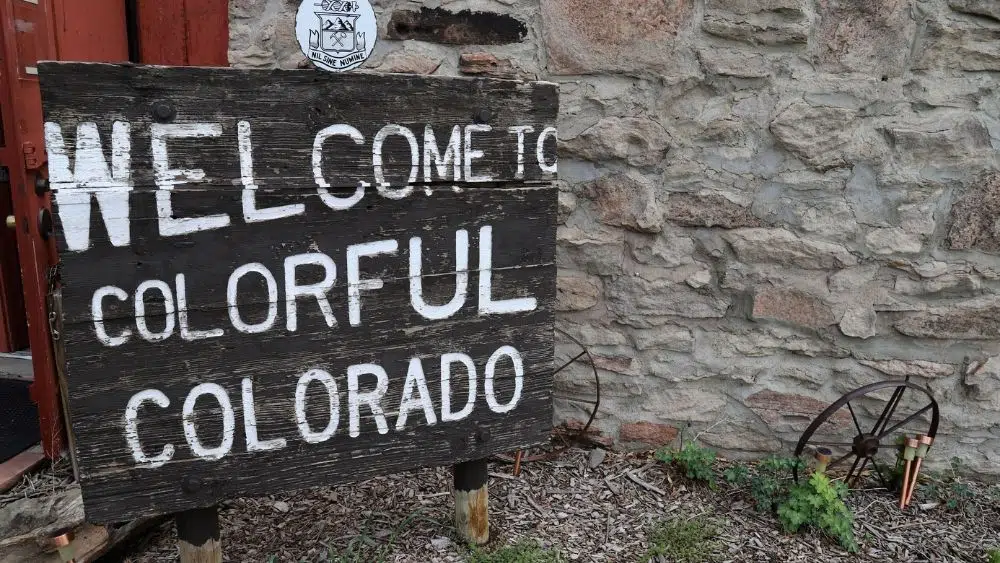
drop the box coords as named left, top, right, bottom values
left=38, top=63, right=558, bottom=523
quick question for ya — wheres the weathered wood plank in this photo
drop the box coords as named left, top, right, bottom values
left=56, top=185, right=555, bottom=324
left=37, top=63, right=559, bottom=194
left=37, top=64, right=558, bottom=524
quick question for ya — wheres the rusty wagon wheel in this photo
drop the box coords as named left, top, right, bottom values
left=793, top=379, right=939, bottom=489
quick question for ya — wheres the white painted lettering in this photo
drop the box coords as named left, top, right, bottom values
left=508, top=125, right=534, bottom=179
left=347, top=363, right=390, bottom=438
left=175, top=274, right=223, bottom=341
left=346, top=240, right=398, bottom=327
left=440, top=352, right=476, bottom=422
left=464, top=124, right=493, bottom=183
left=536, top=126, right=558, bottom=174
left=295, top=369, right=340, bottom=444
left=313, top=124, right=367, bottom=210
left=484, top=345, right=524, bottom=414
left=395, top=357, right=437, bottom=430
left=181, top=383, right=235, bottom=461
left=134, top=280, right=176, bottom=342
left=227, top=263, right=279, bottom=334
left=477, top=226, right=537, bottom=315
left=44, top=121, right=132, bottom=252
left=92, top=285, right=130, bottom=347
left=239, top=120, right=304, bottom=222
left=423, top=125, right=462, bottom=182
left=284, top=253, right=337, bottom=332
left=373, top=124, right=419, bottom=199
left=409, top=230, right=469, bottom=320
left=151, top=123, right=231, bottom=237
left=241, top=378, right=287, bottom=452
left=124, top=389, right=174, bottom=468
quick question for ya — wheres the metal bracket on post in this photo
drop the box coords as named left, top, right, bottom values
left=22, top=142, right=40, bottom=170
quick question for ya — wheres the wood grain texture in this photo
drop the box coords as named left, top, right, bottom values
left=36, top=63, right=558, bottom=523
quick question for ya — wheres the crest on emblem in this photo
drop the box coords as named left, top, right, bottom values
left=297, top=0, right=377, bottom=72
left=311, top=1, right=365, bottom=55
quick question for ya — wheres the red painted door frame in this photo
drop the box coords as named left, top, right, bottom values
left=0, top=0, right=228, bottom=459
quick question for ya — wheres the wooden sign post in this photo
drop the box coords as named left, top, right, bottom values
left=37, top=63, right=558, bottom=555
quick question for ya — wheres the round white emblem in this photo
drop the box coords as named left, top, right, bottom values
left=296, top=0, right=378, bottom=72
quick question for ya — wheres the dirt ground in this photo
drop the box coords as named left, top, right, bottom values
left=119, top=447, right=1000, bottom=563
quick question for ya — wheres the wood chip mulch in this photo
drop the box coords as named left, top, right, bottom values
left=120, top=448, right=1000, bottom=562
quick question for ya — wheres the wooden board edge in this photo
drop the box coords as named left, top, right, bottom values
left=0, top=445, right=45, bottom=493
left=34, top=60, right=561, bottom=88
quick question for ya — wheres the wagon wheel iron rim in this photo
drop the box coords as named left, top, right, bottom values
left=792, top=378, right=939, bottom=489
left=494, top=327, right=601, bottom=466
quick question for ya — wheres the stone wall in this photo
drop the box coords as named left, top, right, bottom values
left=229, top=0, right=1000, bottom=473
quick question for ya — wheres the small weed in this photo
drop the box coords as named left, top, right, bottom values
left=324, top=532, right=392, bottom=563
left=945, top=482, right=975, bottom=512
left=655, top=441, right=717, bottom=487
left=641, top=518, right=721, bottom=563
left=777, top=471, right=858, bottom=553
left=469, top=540, right=565, bottom=563
left=916, top=457, right=977, bottom=515
left=320, top=508, right=442, bottom=563
left=988, top=548, right=1000, bottom=563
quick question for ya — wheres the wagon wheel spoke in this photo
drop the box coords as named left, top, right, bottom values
left=827, top=450, right=857, bottom=469
left=844, top=455, right=864, bottom=486
left=805, top=441, right=855, bottom=448
left=869, top=457, right=891, bottom=489
left=552, top=351, right=586, bottom=377
left=846, top=402, right=864, bottom=437
left=879, top=403, right=934, bottom=439
left=871, top=385, right=906, bottom=435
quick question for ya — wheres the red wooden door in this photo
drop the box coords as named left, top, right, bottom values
left=1, top=0, right=73, bottom=457
left=0, top=0, right=227, bottom=459
left=136, top=0, right=230, bottom=66
left=0, top=31, right=29, bottom=353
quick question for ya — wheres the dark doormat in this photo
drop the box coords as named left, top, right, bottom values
left=0, top=379, right=40, bottom=462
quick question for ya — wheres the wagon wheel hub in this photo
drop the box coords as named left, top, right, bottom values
left=853, top=433, right=880, bottom=457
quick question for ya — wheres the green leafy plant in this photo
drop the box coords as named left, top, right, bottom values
left=722, top=464, right=749, bottom=485
left=724, top=456, right=803, bottom=512
left=777, top=471, right=858, bottom=553
left=641, top=518, right=721, bottom=563
left=655, top=441, right=717, bottom=487
left=469, top=540, right=565, bottom=563
left=988, top=548, right=1000, bottom=563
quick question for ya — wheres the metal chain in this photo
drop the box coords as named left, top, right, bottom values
left=46, top=262, right=62, bottom=341
left=45, top=260, right=81, bottom=480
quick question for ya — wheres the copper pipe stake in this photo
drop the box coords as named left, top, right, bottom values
left=814, top=447, right=832, bottom=474
left=52, top=532, right=75, bottom=563
left=900, top=437, right=918, bottom=510
left=904, top=435, right=933, bottom=507
left=512, top=450, right=524, bottom=477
